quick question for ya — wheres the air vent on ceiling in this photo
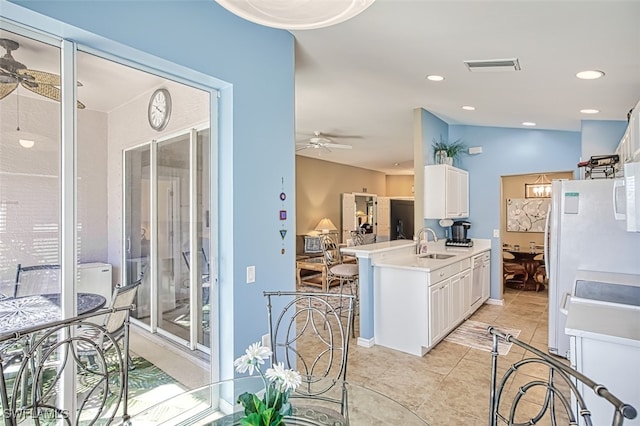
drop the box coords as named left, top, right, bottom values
left=464, top=58, right=521, bottom=72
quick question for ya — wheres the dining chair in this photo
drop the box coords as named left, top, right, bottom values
left=76, top=281, right=140, bottom=368
left=320, top=234, right=359, bottom=336
left=487, top=326, right=637, bottom=425
left=502, top=253, right=527, bottom=289
left=533, top=264, right=548, bottom=292
left=13, top=263, right=60, bottom=297
left=182, top=248, right=211, bottom=304
left=264, top=291, right=355, bottom=422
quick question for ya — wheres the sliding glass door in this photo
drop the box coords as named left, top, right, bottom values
left=124, top=125, right=211, bottom=350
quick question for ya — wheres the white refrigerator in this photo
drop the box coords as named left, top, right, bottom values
left=546, top=178, right=640, bottom=358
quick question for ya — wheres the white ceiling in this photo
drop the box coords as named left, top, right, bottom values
left=3, top=2, right=639, bottom=177
left=292, top=0, right=640, bottom=175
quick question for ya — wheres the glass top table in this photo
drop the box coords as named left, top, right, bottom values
left=130, top=376, right=428, bottom=425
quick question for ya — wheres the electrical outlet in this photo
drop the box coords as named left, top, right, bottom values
left=261, top=333, right=271, bottom=349
left=493, top=229, right=500, bottom=238
left=246, top=266, right=255, bottom=283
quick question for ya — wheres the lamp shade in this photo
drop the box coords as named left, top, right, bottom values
left=315, top=218, right=337, bottom=233
left=215, top=0, right=375, bottom=30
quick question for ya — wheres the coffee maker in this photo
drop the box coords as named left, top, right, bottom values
left=446, top=221, right=473, bottom=247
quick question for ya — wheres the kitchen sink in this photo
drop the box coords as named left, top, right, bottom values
left=418, top=253, right=456, bottom=260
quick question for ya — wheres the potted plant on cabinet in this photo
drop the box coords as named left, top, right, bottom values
left=432, top=135, right=467, bottom=166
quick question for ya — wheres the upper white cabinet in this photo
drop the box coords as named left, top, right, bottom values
left=424, top=164, right=469, bottom=219
left=616, top=99, right=640, bottom=166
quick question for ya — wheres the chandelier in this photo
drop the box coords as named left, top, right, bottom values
left=525, top=174, right=552, bottom=198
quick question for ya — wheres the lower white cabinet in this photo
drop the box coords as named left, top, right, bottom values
left=373, top=252, right=487, bottom=356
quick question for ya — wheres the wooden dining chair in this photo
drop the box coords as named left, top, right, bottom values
left=488, top=326, right=637, bottom=425
left=264, top=291, right=356, bottom=422
left=13, top=264, right=60, bottom=297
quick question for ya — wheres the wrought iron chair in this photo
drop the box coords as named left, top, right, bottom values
left=264, top=291, right=355, bottom=423
left=320, top=234, right=359, bottom=336
left=13, top=264, right=60, bottom=297
left=488, top=326, right=637, bottom=425
left=182, top=248, right=211, bottom=304
left=76, top=281, right=140, bottom=368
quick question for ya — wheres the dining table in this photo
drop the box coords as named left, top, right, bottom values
left=503, top=247, right=545, bottom=291
left=130, top=376, right=429, bottom=425
left=0, top=292, right=107, bottom=335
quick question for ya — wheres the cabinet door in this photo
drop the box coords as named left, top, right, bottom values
left=459, top=170, right=469, bottom=218
left=445, top=168, right=460, bottom=218
left=460, top=269, right=471, bottom=317
left=450, top=274, right=462, bottom=326
left=429, top=282, right=446, bottom=346
left=482, top=256, right=491, bottom=301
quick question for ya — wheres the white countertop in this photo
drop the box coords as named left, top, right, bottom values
left=565, top=299, right=640, bottom=347
left=340, top=239, right=415, bottom=258
left=363, top=239, right=491, bottom=272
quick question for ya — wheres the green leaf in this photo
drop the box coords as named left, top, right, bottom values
left=240, top=412, right=263, bottom=426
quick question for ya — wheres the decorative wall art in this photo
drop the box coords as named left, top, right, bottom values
left=506, top=198, right=550, bottom=233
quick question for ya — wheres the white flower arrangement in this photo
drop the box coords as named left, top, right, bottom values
left=234, top=342, right=302, bottom=426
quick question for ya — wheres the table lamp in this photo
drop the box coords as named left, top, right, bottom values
left=315, top=218, right=337, bottom=234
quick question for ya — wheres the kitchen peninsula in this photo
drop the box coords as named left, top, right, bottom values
left=342, top=238, right=491, bottom=356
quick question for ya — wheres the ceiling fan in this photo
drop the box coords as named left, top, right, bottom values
left=296, top=131, right=355, bottom=152
left=0, top=38, right=85, bottom=108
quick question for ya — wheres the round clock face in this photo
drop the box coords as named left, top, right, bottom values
left=148, top=88, right=171, bottom=131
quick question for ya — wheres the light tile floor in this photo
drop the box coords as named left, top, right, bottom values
left=343, top=287, right=550, bottom=425
left=129, top=286, right=551, bottom=425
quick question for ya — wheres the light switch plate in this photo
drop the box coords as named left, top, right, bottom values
left=246, top=266, right=255, bottom=283
left=493, top=229, right=500, bottom=238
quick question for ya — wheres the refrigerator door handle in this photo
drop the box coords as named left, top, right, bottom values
left=559, top=292, right=571, bottom=316
left=544, top=204, right=551, bottom=274
left=613, top=179, right=626, bottom=221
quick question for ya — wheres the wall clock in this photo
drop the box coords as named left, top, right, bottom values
left=148, top=88, right=172, bottom=131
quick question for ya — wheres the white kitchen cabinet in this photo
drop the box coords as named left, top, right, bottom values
left=481, top=251, right=491, bottom=302
left=616, top=99, right=640, bottom=166
left=424, top=164, right=469, bottom=219
left=429, top=276, right=450, bottom=346
left=566, top=301, right=640, bottom=425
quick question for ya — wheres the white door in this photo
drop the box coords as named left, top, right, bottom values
left=341, top=193, right=356, bottom=243
left=376, top=196, right=390, bottom=242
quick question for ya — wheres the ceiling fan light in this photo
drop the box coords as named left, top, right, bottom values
left=215, top=0, right=375, bottom=30
left=19, top=138, right=35, bottom=148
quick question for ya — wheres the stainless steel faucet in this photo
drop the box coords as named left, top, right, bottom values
left=414, top=227, right=438, bottom=254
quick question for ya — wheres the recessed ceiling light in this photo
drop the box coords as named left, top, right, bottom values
left=522, top=122, right=536, bottom=127
left=462, top=105, right=475, bottom=111
left=576, top=70, right=605, bottom=80
left=19, top=139, right=35, bottom=148
left=393, top=162, right=400, bottom=166
left=580, top=108, right=600, bottom=114
left=426, top=75, right=445, bottom=82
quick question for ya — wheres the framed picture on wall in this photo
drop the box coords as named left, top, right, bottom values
left=506, top=198, right=550, bottom=232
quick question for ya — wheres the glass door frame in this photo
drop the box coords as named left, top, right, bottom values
left=123, top=123, right=212, bottom=353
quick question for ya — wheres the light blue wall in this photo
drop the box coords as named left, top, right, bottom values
left=448, top=125, right=581, bottom=299
left=5, top=0, right=295, bottom=378
left=581, top=120, right=627, bottom=163
left=420, top=109, right=449, bottom=231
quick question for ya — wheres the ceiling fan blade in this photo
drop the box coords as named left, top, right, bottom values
left=21, top=81, right=85, bottom=109
left=324, top=142, right=352, bottom=149
left=296, top=145, right=314, bottom=152
left=19, top=69, right=60, bottom=86
left=0, top=82, right=17, bottom=100
left=19, top=69, right=84, bottom=88
left=320, top=132, right=363, bottom=139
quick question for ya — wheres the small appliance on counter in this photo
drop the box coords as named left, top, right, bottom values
left=446, top=220, right=473, bottom=247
